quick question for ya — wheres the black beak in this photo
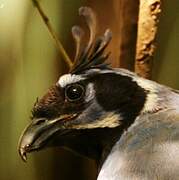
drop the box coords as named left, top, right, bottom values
left=18, top=114, right=77, bottom=162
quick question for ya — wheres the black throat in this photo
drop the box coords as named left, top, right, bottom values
left=56, top=126, right=125, bottom=169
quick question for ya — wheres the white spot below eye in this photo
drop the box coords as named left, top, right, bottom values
left=85, top=83, right=95, bottom=102
left=58, top=74, right=85, bottom=88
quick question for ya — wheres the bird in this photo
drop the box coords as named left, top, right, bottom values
left=18, top=6, right=179, bottom=180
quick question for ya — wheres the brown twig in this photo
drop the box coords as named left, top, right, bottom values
left=135, top=0, right=161, bottom=79
left=32, top=0, right=73, bottom=68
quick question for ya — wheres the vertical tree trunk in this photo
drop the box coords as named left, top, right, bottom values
left=118, top=0, right=140, bottom=71
left=135, top=0, right=161, bottom=79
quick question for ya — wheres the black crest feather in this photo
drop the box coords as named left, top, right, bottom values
left=70, top=7, right=112, bottom=74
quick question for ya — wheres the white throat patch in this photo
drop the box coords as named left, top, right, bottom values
left=58, top=74, right=85, bottom=88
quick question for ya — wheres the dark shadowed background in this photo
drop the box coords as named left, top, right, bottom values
left=0, top=0, right=178, bottom=179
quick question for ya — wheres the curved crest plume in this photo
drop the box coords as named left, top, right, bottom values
left=71, top=6, right=112, bottom=74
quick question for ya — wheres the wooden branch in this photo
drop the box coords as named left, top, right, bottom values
left=32, top=0, right=73, bottom=68
left=135, top=0, right=161, bottom=79
left=118, top=0, right=140, bottom=71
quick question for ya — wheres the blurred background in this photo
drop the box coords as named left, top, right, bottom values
left=0, top=0, right=178, bottom=179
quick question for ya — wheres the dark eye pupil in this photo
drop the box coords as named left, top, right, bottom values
left=66, top=84, right=84, bottom=101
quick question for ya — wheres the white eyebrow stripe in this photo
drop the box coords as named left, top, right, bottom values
left=58, top=74, right=85, bottom=88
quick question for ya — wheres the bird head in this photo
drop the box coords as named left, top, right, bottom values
left=18, top=7, right=149, bottom=163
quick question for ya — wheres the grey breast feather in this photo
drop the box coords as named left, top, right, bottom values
left=97, top=109, right=179, bottom=180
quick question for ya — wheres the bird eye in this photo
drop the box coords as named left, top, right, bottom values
left=65, top=84, right=84, bottom=102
